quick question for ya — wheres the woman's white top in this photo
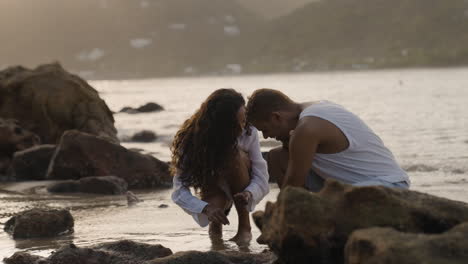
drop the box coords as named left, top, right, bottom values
left=171, top=127, right=270, bottom=227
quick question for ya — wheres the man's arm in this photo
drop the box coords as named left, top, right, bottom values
left=283, top=117, right=324, bottom=188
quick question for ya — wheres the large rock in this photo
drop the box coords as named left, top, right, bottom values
left=47, top=130, right=171, bottom=188
left=0, top=118, right=40, bottom=174
left=11, top=144, right=56, bottom=180
left=130, top=130, right=157, bottom=143
left=4, top=208, right=74, bottom=239
left=47, top=176, right=128, bottom=195
left=253, top=180, right=468, bottom=264
left=0, top=63, right=118, bottom=144
left=345, top=222, right=468, bottom=264
left=3, top=252, right=45, bottom=264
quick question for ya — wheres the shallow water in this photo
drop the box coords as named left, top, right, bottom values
left=1, top=68, right=468, bottom=260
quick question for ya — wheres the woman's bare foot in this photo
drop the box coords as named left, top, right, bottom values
left=229, top=230, right=252, bottom=245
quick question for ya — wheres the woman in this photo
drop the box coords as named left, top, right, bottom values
left=171, top=89, right=269, bottom=244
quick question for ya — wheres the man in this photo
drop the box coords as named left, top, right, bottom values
left=246, top=88, right=409, bottom=191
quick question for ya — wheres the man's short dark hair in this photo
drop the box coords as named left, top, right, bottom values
left=246, top=89, right=295, bottom=123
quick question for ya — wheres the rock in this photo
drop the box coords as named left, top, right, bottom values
left=345, top=222, right=468, bottom=264
left=4, top=240, right=172, bottom=264
left=11, top=144, right=56, bottom=180
left=94, top=240, right=173, bottom=261
left=131, top=130, right=157, bottom=142
left=47, top=130, right=171, bottom=188
left=47, top=180, right=79, bottom=193
left=3, top=252, right=46, bottom=264
left=0, top=63, right=118, bottom=144
left=119, top=102, right=164, bottom=114
left=158, top=204, right=169, bottom=208
left=47, top=176, right=128, bottom=195
left=137, top=102, right=164, bottom=113
left=0, top=118, right=40, bottom=174
left=4, top=208, right=74, bottom=239
left=253, top=180, right=468, bottom=264
left=149, top=250, right=275, bottom=264
left=79, top=176, right=128, bottom=195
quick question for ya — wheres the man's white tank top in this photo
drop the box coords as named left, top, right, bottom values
left=299, top=101, right=409, bottom=185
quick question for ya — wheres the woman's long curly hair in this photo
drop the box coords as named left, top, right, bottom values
left=171, top=88, right=247, bottom=193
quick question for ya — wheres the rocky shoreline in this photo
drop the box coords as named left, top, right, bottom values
left=2, top=63, right=468, bottom=264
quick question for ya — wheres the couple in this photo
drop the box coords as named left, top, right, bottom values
left=171, top=88, right=410, bottom=244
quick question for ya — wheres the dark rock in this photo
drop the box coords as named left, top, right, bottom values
left=11, top=145, right=56, bottom=180
left=158, top=204, right=169, bottom=208
left=0, top=118, right=40, bottom=174
left=0, top=63, right=118, bottom=144
left=47, top=130, right=171, bottom=188
left=5, top=240, right=172, bottom=264
left=131, top=130, right=157, bottom=142
left=79, top=176, right=128, bottom=195
left=3, top=252, right=46, bottom=264
left=345, top=222, right=468, bottom=264
left=253, top=180, right=468, bottom=264
left=119, top=102, right=164, bottom=114
left=94, top=240, right=173, bottom=261
left=47, top=176, right=128, bottom=195
left=47, top=180, right=79, bottom=193
left=137, top=103, right=164, bottom=113
left=4, top=208, right=74, bottom=239
left=149, top=250, right=275, bottom=264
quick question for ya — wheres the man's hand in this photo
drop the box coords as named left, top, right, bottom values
left=233, top=191, right=253, bottom=207
left=202, top=204, right=230, bottom=225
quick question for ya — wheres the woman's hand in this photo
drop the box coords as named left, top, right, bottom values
left=233, top=191, right=253, bottom=206
left=202, top=204, right=230, bottom=225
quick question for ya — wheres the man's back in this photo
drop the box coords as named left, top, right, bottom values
left=300, top=101, right=409, bottom=185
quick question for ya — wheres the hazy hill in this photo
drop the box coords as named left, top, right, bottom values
left=1, top=0, right=468, bottom=78
left=0, top=0, right=263, bottom=78
left=245, top=0, right=468, bottom=72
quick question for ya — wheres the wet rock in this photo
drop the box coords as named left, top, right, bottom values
left=5, top=240, right=172, bottom=264
left=79, top=176, right=128, bottom=195
left=3, top=252, right=46, bottom=264
left=47, top=176, right=128, bottom=195
left=131, top=130, right=157, bottom=142
left=4, top=208, right=74, bottom=239
left=47, top=130, right=171, bottom=188
left=120, top=102, right=164, bottom=114
left=0, top=63, right=118, bottom=144
left=47, top=180, right=79, bottom=193
left=345, top=222, right=468, bottom=264
left=158, top=204, right=169, bottom=208
left=94, top=240, right=173, bottom=261
left=0, top=118, right=40, bottom=174
left=149, top=250, right=275, bottom=264
left=253, top=180, right=468, bottom=264
left=11, top=145, right=56, bottom=180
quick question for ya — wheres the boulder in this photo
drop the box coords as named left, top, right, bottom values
left=120, top=102, right=164, bottom=114
left=345, top=222, right=468, bottom=264
left=131, top=130, right=157, bottom=142
left=0, top=63, right=118, bottom=144
left=47, top=130, right=171, bottom=188
left=11, top=144, right=56, bottom=180
left=0, top=118, right=40, bottom=174
left=253, top=180, right=468, bottom=264
left=47, top=176, right=128, bottom=195
left=4, top=208, right=74, bottom=239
